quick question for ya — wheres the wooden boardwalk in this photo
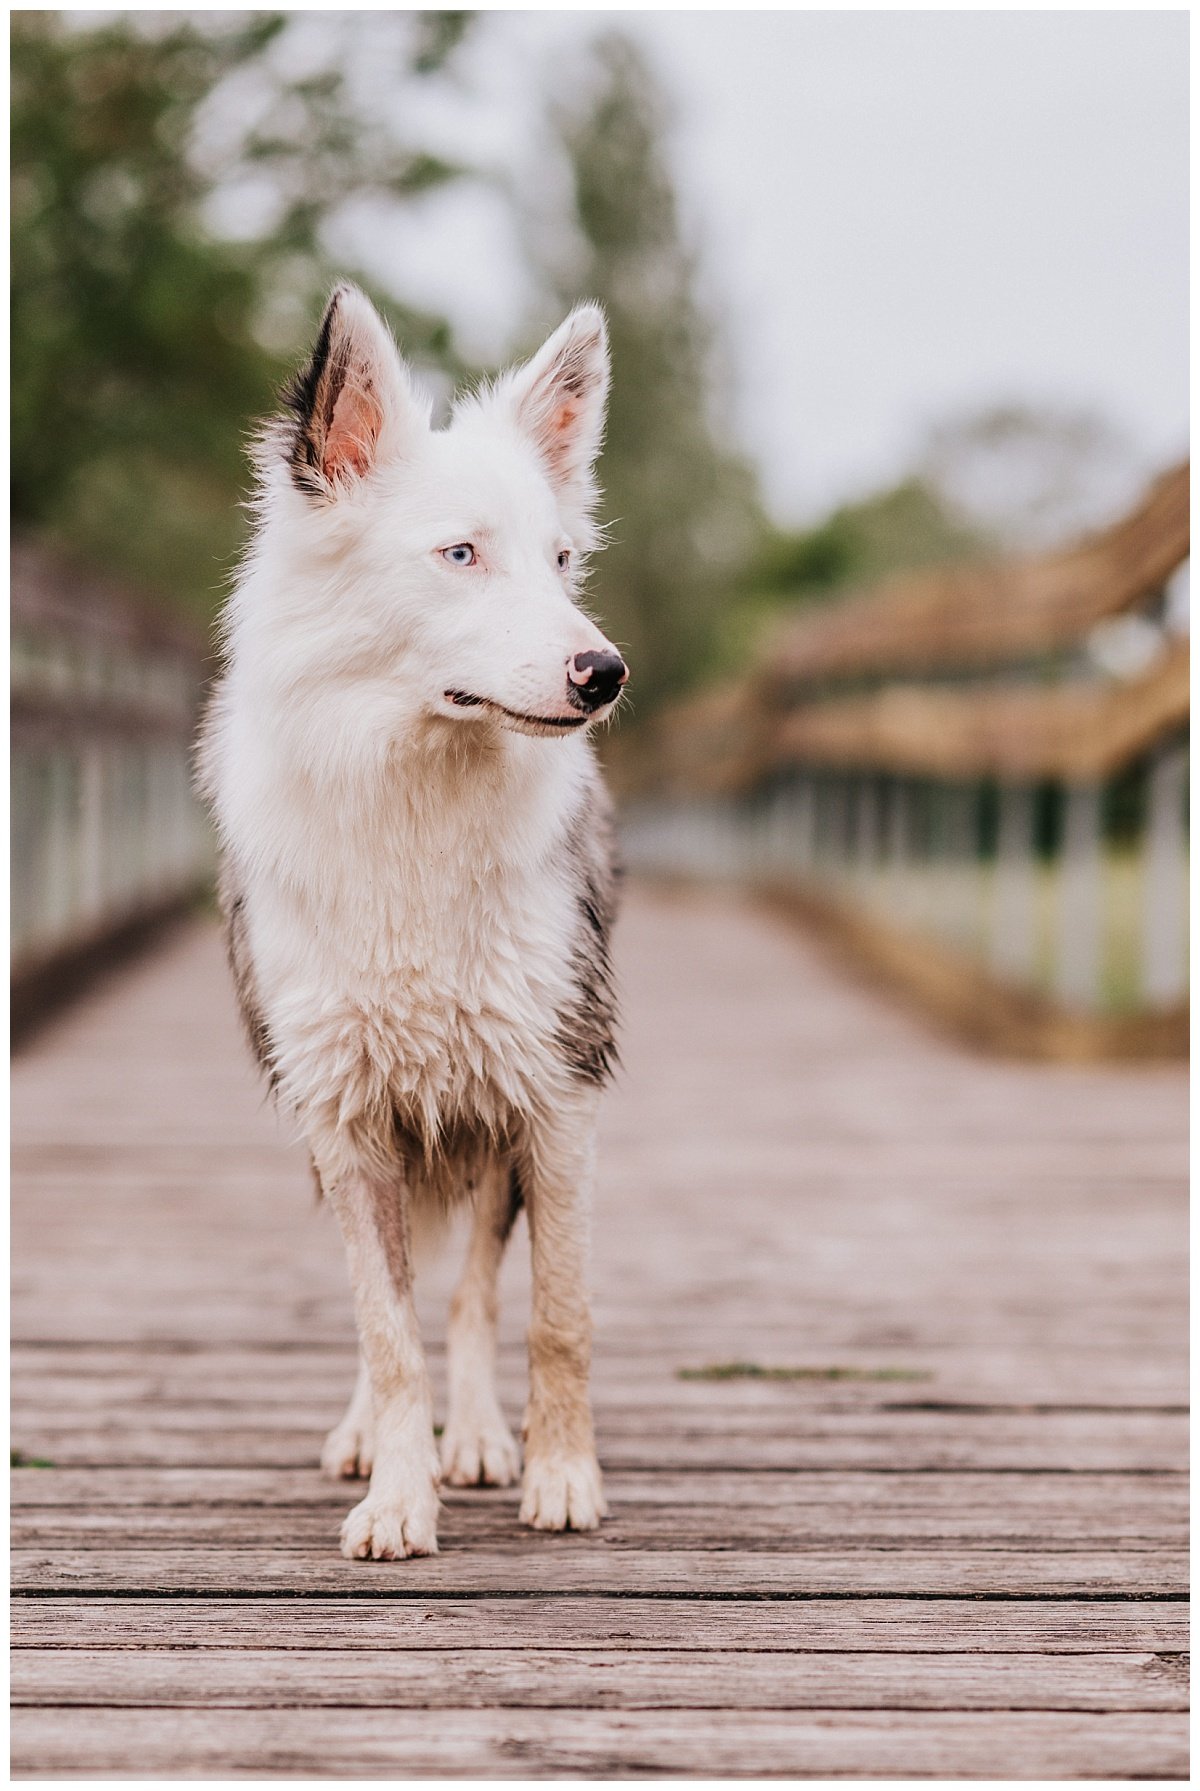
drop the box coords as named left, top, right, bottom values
left=11, top=885, right=1188, bottom=1778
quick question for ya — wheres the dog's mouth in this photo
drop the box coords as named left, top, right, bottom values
left=444, top=690, right=590, bottom=735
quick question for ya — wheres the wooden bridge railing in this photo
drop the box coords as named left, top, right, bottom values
left=11, top=542, right=213, bottom=1036
left=614, top=463, right=1189, bottom=1058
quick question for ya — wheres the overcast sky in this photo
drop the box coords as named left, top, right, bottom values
left=348, top=9, right=1188, bottom=527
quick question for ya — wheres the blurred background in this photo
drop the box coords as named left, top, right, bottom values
left=11, top=9, right=1189, bottom=1053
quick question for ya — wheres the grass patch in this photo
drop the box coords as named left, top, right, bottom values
left=11, top=1448, right=55, bottom=1468
left=676, top=1361, right=930, bottom=1384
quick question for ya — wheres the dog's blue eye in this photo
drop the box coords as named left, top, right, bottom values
left=441, top=543, right=476, bottom=567
left=557, top=549, right=571, bottom=572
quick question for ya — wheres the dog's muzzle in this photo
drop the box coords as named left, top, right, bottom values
left=567, top=650, right=628, bottom=714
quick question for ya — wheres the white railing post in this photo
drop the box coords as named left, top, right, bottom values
left=1141, top=744, right=1189, bottom=1007
left=958, top=785, right=979, bottom=946
left=45, top=752, right=76, bottom=948
left=851, top=773, right=879, bottom=897
left=825, top=775, right=849, bottom=891
left=810, top=775, right=828, bottom=882
left=793, top=774, right=816, bottom=876
left=884, top=776, right=913, bottom=925
left=1056, top=782, right=1105, bottom=1009
left=79, top=742, right=106, bottom=926
left=990, top=784, right=1038, bottom=983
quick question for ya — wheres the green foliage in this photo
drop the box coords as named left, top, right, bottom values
left=544, top=34, right=766, bottom=713
left=753, top=516, right=861, bottom=595
left=11, top=11, right=468, bottom=619
left=751, top=477, right=987, bottom=600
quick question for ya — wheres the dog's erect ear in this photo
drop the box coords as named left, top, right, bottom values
left=499, top=305, right=610, bottom=510
left=283, top=285, right=426, bottom=495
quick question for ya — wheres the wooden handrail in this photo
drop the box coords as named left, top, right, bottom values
left=762, top=461, right=1188, bottom=688
left=772, top=639, right=1190, bottom=783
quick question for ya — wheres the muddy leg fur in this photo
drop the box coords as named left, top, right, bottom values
left=322, top=1165, right=440, bottom=1559
left=519, top=1089, right=607, bottom=1531
left=441, top=1161, right=523, bottom=1487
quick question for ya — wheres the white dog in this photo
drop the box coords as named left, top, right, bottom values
left=199, top=285, right=626, bottom=1559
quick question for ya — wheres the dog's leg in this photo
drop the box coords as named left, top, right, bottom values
left=323, top=1166, right=440, bottom=1559
left=441, top=1162, right=522, bottom=1488
left=321, top=1349, right=374, bottom=1481
left=519, top=1092, right=607, bottom=1531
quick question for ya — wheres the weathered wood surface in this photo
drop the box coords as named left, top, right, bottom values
left=15, top=1596, right=1188, bottom=1653
left=11, top=884, right=1188, bottom=1779
left=13, top=1648, right=1188, bottom=1712
left=11, top=1708, right=1188, bottom=1780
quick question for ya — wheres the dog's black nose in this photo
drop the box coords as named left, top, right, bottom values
left=568, top=650, right=628, bottom=712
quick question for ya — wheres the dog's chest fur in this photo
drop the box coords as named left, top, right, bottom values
left=213, top=713, right=618, bottom=1172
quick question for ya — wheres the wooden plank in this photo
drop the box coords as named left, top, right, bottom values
left=12, top=1648, right=1188, bottom=1713
left=8, top=1465, right=1187, bottom=1549
left=11, top=1507, right=1186, bottom=1550
left=11, top=1544, right=1187, bottom=1598
left=10, top=1463, right=1188, bottom=1506
left=12, top=1363, right=1191, bottom=1413
left=12, top=1340, right=1189, bottom=1404
left=15, top=1385, right=1188, bottom=1431
left=14, top=1135, right=1186, bottom=1175
left=14, top=1352, right=1188, bottom=1396
left=12, top=1301, right=1188, bottom=1360
left=12, top=1468, right=1186, bottom=1547
left=14, top=1597, right=1188, bottom=1655
left=11, top=1412, right=1186, bottom=1473
left=10, top=1706, right=1189, bottom=1779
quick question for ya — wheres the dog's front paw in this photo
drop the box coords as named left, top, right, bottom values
left=321, top=1413, right=375, bottom=1481
left=520, top=1450, right=607, bottom=1531
left=340, top=1485, right=440, bottom=1561
left=441, top=1403, right=521, bottom=1488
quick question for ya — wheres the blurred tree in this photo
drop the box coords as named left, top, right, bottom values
left=539, top=33, right=766, bottom=711
left=11, top=11, right=470, bottom=617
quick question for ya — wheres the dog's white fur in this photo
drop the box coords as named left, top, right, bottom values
left=200, top=286, right=624, bottom=1558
